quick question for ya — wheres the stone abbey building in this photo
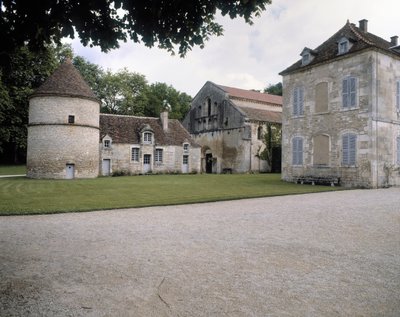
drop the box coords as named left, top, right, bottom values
left=27, top=60, right=200, bottom=179
left=280, top=19, right=400, bottom=188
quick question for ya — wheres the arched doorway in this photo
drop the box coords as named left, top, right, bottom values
left=205, top=153, right=213, bottom=173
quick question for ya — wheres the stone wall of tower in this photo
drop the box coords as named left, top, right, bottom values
left=27, top=96, right=100, bottom=179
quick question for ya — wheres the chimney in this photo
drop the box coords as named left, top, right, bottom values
left=160, top=100, right=171, bottom=132
left=359, top=19, right=368, bottom=33
left=390, top=36, right=398, bottom=46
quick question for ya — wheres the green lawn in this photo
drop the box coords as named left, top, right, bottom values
left=0, top=165, right=26, bottom=175
left=0, top=173, right=343, bottom=215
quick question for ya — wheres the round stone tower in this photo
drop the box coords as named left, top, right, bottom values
left=27, top=59, right=100, bottom=179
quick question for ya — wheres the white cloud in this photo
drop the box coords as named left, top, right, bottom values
left=70, top=0, right=400, bottom=97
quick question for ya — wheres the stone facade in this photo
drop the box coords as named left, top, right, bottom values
left=27, top=60, right=100, bottom=179
left=27, top=60, right=201, bottom=179
left=183, top=82, right=282, bottom=173
left=280, top=20, right=400, bottom=188
left=99, top=113, right=201, bottom=176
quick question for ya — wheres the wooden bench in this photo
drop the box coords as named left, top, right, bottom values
left=295, top=176, right=340, bottom=187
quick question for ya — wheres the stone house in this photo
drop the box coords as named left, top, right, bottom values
left=183, top=81, right=282, bottom=173
left=27, top=59, right=200, bottom=179
left=280, top=19, right=400, bottom=188
left=100, top=112, right=201, bottom=176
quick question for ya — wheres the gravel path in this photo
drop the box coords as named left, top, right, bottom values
left=1, top=188, right=399, bottom=316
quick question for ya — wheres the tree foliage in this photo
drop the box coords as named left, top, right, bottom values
left=1, top=0, right=271, bottom=57
left=0, top=45, right=69, bottom=163
left=258, top=123, right=282, bottom=171
left=264, top=82, right=282, bottom=96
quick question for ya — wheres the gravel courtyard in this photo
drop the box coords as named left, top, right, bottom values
left=1, top=188, right=399, bottom=316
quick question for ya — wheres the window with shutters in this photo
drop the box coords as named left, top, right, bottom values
left=293, top=87, right=304, bottom=116
left=342, top=77, right=357, bottom=109
left=342, top=133, right=357, bottom=166
left=397, top=136, right=400, bottom=165
left=131, top=147, right=139, bottom=162
left=155, top=148, right=163, bottom=164
left=396, top=81, right=400, bottom=112
left=292, top=137, right=303, bottom=165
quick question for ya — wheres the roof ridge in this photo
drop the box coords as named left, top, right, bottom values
left=348, top=22, right=374, bottom=45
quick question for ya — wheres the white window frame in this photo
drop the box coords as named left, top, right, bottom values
left=302, top=53, right=310, bottom=66
left=143, top=132, right=153, bottom=144
left=183, top=155, right=189, bottom=165
left=131, top=147, right=140, bottom=162
left=293, top=87, right=304, bottom=116
left=183, top=143, right=189, bottom=152
left=342, top=77, right=357, bottom=109
left=103, top=139, right=111, bottom=148
left=338, top=39, right=349, bottom=55
left=342, top=133, right=357, bottom=166
left=155, top=148, right=163, bottom=164
left=292, top=137, right=303, bottom=165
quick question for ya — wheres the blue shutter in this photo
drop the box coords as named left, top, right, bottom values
left=298, top=138, right=303, bottom=164
left=292, top=138, right=298, bottom=164
left=349, top=133, right=357, bottom=165
left=350, top=77, right=357, bottom=107
left=293, top=88, right=299, bottom=116
left=292, top=137, right=303, bottom=165
left=342, top=78, right=349, bottom=109
left=342, top=134, right=349, bottom=165
left=299, top=87, right=304, bottom=115
left=396, top=81, right=400, bottom=111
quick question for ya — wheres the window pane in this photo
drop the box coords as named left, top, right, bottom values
left=397, top=137, right=400, bottom=164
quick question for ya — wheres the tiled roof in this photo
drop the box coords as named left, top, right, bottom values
left=100, top=114, right=199, bottom=146
left=218, top=85, right=282, bottom=106
left=31, top=59, right=98, bottom=101
left=237, top=106, right=282, bottom=124
left=280, top=20, right=400, bottom=75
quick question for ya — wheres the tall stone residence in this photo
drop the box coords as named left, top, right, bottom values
left=183, top=82, right=282, bottom=173
left=280, top=19, right=400, bottom=188
left=27, top=59, right=100, bottom=179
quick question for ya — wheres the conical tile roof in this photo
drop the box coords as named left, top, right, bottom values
left=31, top=58, right=98, bottom=101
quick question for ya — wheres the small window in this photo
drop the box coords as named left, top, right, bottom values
left=292, top=137, right=303, bottom=165
left=293, top=87, right=304, bottom=116
left=143, top=132, right=152, bottom=144
left=207, top=98, right=212, bottom=116
left=183, top=155, right=189, bottom=165
left=183, top=143, right=189, bottom=152
left=342, top=77, right=357, bottom=109
left=131, top=147, right=139, bottom=162
left=396, top=81, right=400, bottom=112
left=339, top=40, right=348, bottom=54
left=68, top=115, right=75, bottom=124
left=342, top=133, right=357, bottom=166
left=104, top=140, right=111, bottom=148
left=302, top=53, right=310, bottom=65
left=155, top=149, right=163, bottom=163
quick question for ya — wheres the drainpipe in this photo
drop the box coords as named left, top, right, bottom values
left=375, top=51, right=379, bottom=188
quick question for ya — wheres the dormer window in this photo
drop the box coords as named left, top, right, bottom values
left=300, top=47, right=316, bottom=66
left=102, top=135, right=112, bottom=149
left=143, top=132, right=152, bottom=144
left=338, top=37, right=351, bottom=55
left=183, top=143, right=189, bottom=152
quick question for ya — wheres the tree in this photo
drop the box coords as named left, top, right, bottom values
left=101, top=69, right=148, bottom=116
left=1, top=0, right=271, bottom=57
left=264, top=82, right=282, bottom=96
left=258, top=122, right=282, bottom=172
left=73, top=56, right=105, bottom=99
left=145, top=82, right=192, bottom=120
left=0, top=44, right=69, bottom=163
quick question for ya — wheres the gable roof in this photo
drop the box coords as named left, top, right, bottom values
left=236, top=107, right=282, bottom=124
left=218, top=84, right=282, bottom=106
left=280, top=20, right=400, bottom=75
left=100, top=114, right=199, bottom=146
left=30, top=59, right=98, bottom=102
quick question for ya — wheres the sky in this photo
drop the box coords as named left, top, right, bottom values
left=68, top=0, right=400, bottom=97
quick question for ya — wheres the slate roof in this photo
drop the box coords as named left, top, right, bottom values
left=236, top=107, right=282, bottom=124
left=30, top=58, right=98, bottom=102
left=280, top=20, right=400, bottom=75
left=100, top=114, right=199, bottom=146
left=218, top=84, right=282, bottom=106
